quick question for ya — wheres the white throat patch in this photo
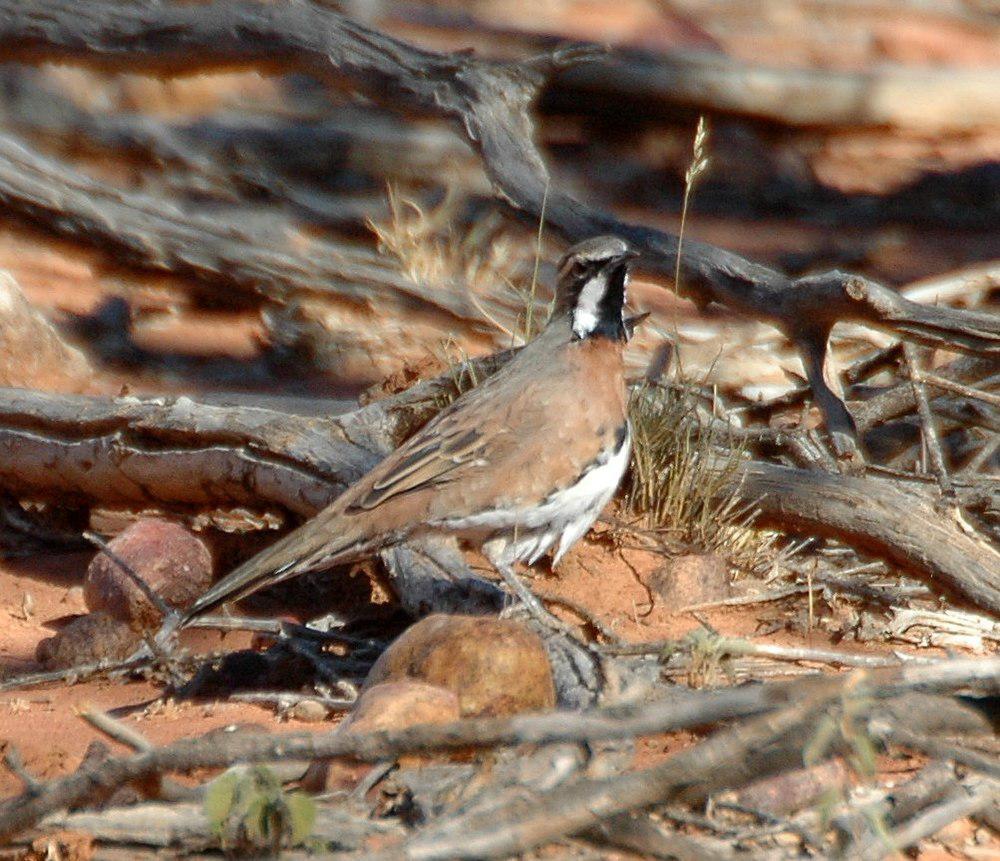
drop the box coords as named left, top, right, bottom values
left=571, top=270, right=608, bottom=339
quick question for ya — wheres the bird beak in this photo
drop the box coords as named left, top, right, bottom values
left=624, top=311, right=651, bottom=340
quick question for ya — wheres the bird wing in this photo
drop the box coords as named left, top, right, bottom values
left=350, top=421, right=490, bottom=511
left=178, top=395, right=499, bottom=623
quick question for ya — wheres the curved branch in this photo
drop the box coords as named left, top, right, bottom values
left=0, top=1, right=997, bottom=442
left=1, top=382, right=998, bottom=615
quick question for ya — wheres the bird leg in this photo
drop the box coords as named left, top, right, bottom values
left=492, top=559, right=580, bottom=641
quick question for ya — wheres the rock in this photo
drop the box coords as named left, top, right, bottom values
left=363, top=614, right=555, bottom=717
left=650, top=553, right=731, bottom=608
left=735, top=759, right=851, bottom=816
left=301, top=681, right=461, bottom=793
left=0, top=270, right=94, bottom=392
left=36, top=612, right=141, bottom=669
left=84, top=518, right=213, bottom=630
left=343, top=681, right=460, bottom=734
left=288, top=700, right=329, bottom=723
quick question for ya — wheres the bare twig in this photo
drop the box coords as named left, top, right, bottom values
left=0, top=0, right=997, bottom=446
left=2, top=748, right=40, bottom=796
left=80, top=709, right=153, bottom=752
left=0, top=657, right=995, bottom=840
left=875, top=723, right=1000, bottom=779
left=853, top=779, right=1000, bottom=861
left=901, top=344, right=955, bottom=498
left=602, top=635, right=916, bottom=669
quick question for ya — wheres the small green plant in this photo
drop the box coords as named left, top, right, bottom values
left=804, top=681, right=895, bottom=854
left=625, top=382, right=771, bottom=570
left=205, top=765, right=316, bottom=857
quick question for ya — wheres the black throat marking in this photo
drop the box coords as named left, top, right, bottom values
left=572, top=260, right=628, bottom=342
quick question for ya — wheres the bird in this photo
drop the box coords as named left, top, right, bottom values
left=174, top=235, right=640, bottom=632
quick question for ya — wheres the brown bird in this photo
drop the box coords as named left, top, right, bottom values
left=177, top=235, right=639, bottom=629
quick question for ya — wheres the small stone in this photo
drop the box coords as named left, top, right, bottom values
left=288, top=700, right=329, bottom=723
left=343, top=681, right=460, bottom=734
left=301, top=681, right=460, bottom=793
left=736, top=758, right=850, bottom=816
left=650, top=553, right=731, bottom=608
left=36, top=612, right=141, bottom=669
left=84, top=517, right=213, bottom=630
left=363, top=614, right=555, bottom=717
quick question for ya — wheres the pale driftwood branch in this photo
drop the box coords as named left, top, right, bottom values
left=0, top=352, right=504, bottom=516
left=0, top=1, right=998, bottom=445
left=34, top=801, right=404, bottom=851
left=737, top=460, right=1000, bottom=615
left=560, top=46, right=1000, bottom=132
left=0, top=132, right=479, bottom=321
left=1, top=657, right=996, bottom=842
left=4, top=381, right=999, bottom=613
left=399, top=6, right=1000, bottom=132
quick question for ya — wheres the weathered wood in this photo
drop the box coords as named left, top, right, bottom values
left=739, top=460, right=1000, bottom=616
left=0, top=657, right=996, bottom=842
left=1, top=381, right=998, bottom=614
left=0, top=1, right=997, bottom=443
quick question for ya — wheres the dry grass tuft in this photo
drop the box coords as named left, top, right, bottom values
left=624, top=382, right=775, bottom=572
left=369, top=185, right=548, bottom=345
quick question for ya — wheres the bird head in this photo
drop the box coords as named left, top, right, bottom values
left=552, top=236, right=640, bottom=342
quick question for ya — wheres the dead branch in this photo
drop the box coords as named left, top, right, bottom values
left=833, top=760, right=959, bottom=848
left=34, top=800, right=404, bottom=851
left=560, top=44, right=1000, bottom=132
left=1, top=657, right=995, bottom=842
left=0, top=65, right=481, bottom=225
left=392, top=6, right=1000, bottom=132
left=0, top=131, right=479, bottom=321
left=351, top=669, right=999, bottom=861
left=854, top=778, right=1000, bottom=861
left=0, top=1, right=998, bottom=445
left=3, top=380, right=997, bottom=614
left=737, top=460, right=1000, bottom=615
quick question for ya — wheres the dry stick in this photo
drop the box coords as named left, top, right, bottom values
left=1, top=2, right=999, bottom=447
left=834, top=760, right=958, bottom=848
left=1, top=658, right=997, bottom=841
left=901, top=344, right=955, bottom=498
left=81, top=708, right=153, bottom=752
left=853, top=779, right=1000, bottom=861
left=0, top=656, right=150, bottom=694
left=2, top=748, right=40, bottom=796
left=876, top=724, right=1000, bottom=780
left=602, top=637, right=914, bottom=670
left=1, top=383, right=998, bottom=615
left=920, top=371, right=1000, bottom=410
left=186, top=615, right=385, bottom=652
left=854, top=355, right=999, bottom=434
left=677, top=583, right=820, bottom=612
left=350, top=685, right=888, bottom=861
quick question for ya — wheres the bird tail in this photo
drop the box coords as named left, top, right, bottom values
left=178, top=514, right=369, bottom=625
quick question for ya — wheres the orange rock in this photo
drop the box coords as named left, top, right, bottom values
left=650, top=553, right=731, bottom=609
left=36, top=612, right=141, bottom=669
left=84, top=518, right=213, bottom=630
left=364, top=614, right=555, bottom=717
left=343, top=681, right=460, bottom=735
left=301, top=681, right=461, bottom=793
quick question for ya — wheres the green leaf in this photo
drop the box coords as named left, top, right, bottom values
left=203, top=771, right=239, bottom=834
left=285, top=793, right=317, bottom=845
